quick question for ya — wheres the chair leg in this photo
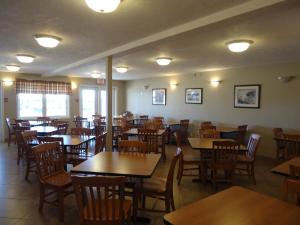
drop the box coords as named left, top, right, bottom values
left=25, top=160, right=31, bottom=180
left=165, top=197, right=171, bottom=213
left=39, top=185, right=45, bottom=212
left=58, top=190, right=64, bottom=222
left=177, top=161, right=183, bottom=185
left=142, top=194, right=146, bottom=209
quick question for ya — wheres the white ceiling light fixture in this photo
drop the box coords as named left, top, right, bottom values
left=90, top=72, right=104, bottom=78
left=115, top=66, right=128, bottom=73
left=156, top=57, right=172, bottom=66
left=16, top=54, right=35, bottom=63
left=33, top=34, right=62, bottom=48
left=6, top=65, right=20, bottom=72
left=226, top=40, right=253, bottom=53
left=85, top=0, right=121, bottom=13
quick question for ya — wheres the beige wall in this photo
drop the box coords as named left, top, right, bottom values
left=125, top=61, right=300, bottom=158
left=1, top=72, right=126, bottom=138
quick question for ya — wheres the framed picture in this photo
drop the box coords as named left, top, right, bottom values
left=152, top=88, right=166, bottom=105
left=234, top=85, right=261, bottom=108
left=185, top=88, right=203, bottom=104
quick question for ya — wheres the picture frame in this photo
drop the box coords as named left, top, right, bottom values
left=234, top=84, right=261, bottom=108
left=185, top=88, right=203, bottom=104
left=152, top=88, right=166, bottom=105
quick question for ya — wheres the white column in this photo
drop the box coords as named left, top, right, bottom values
left=106, top=56, right=113, bottom=151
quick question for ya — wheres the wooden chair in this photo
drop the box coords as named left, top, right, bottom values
left=175, top=130, right=201, bottom=184
left=5, top=117, right=16, bottom=146
left=21, top=130, right=39, bottom=180
left=37, top=116, right=51, bottom=125
left=282, top=134, right=300, bottom=160
left=236, top=134, right=261, bottom=184
left=92, top=114, right=101, bottom=120
left=140, top=148, right=181, bottom=213
left=284, top=165, right=300, bottom=205
left=72, top=176, right=132, bottom=225
left=273, top=128, right=285, bottom=160
left=138, top=128, right=159, bottom=154
left=95, top=132, right=107, bottom=154
left=71, top=127, right=92, bottom=136
left=201, top=128, right=220, bottom=139
left=234, top=125, right=248, bottom=145
left=74, top=116, right=88, bottom=128
left=55, top=123, right=69, bottom=135
left=210, top=141, right=240, bottom=190
left=118, top=140, right=147, bottom=153
left=14, top=125, right=30, bottom=165
left=200, top=121, right=212, bottom=130
left=33, top=142, right=73, bottom=222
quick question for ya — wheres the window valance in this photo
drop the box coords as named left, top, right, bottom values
left=16, top=79, right=72, bottom=95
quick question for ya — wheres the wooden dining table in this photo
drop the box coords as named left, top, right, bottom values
left=30, top=125, right=57, bottom=136
left=163, top=186, right=300, bottom=225
left=71, top=151, right=161, bottom=221
left=271, top=157, right=300, bottom=176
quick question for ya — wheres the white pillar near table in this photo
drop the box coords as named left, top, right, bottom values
left=105, top=56, right=113, bottom=151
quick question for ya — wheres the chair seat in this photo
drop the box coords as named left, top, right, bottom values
left=83, top=199, right=131, bottom=221
left=142, top=176, right=166, bottom=193
left=43, top=172, right=72, bottom=188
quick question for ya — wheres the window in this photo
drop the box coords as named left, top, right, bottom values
left=17, top=94, right=69, bottom=118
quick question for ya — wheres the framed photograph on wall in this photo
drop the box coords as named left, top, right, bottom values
left=152, top=88, right=166, bottom=105
left=185, top=88, right=203, bottom=104
left=234, top=84, right=261, bottom=108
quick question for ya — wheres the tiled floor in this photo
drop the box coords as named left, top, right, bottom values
left=0, top=142, right=287, bottom=225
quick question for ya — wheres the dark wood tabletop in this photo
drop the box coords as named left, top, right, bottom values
left=30, top=126, right=57, bottom=135
left=71, top=151, right=161, bottom=178
left=124, top=128, right=166, bottom=136
left=271, top=157, right=300, bottom=176
left=164, top=186, right=300, bottom=225
left=51, top=134, right=95, bottom=146
left=188, top=137, right=247, bottom=151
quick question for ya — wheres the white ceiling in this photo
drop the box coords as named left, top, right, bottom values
left=1, top=0, right=299, bottom=80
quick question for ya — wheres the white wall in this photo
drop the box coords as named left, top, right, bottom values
left=125, top=61, right=300, bottom=158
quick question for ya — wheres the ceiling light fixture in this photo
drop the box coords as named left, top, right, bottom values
left=90, top=72, right=104, bottom=78
left=6, top=65, right=20, bottom=72
left=33, top=34, right=62, bottom=48
left=16, top=54, right=35, bottom=63
left=226, top=40, right=253, bottom=53
left=85, top=0, right=121, bottom=13
left=115, top=66, right=128, bottom=73
left=156, top=57, right=172, bottom=66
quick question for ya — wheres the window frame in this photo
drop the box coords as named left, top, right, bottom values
left=17, top=93, right=70, bottom=119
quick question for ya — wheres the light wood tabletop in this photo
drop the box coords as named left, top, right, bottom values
left=30, top=126, right=57, bottom=135
left=164, top=186, right=300, bottom=225
left=51, top=134, right=95, bottom=146
left=124, top=128, right=166, bottom=136
left=71, top=151, right=161, bottom=178
left=188, top=137, right=247, bottom=151
left=271, top=157, right=300, bottom=176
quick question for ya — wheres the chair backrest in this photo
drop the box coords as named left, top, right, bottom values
left=143, top=120, right=162, bottom=130
left=74, top=116, right=88, bottom=128
left=282, top=134, right=300, bottom=159
left=246, top=134, right=261, bottom=160
left=118, top=140, right=147, bottom=153
left=201, top=129, right=219, bottom=139
left=290, top=165, right=300, bottom=178
left=56, top=123, right=69, bottom=135
left=238, top=125, right=248, bottom=131
left=273, top=128, right=283, bottom=137
left=37, top=116, right=51, bottom=123
left=166, top=148, right=182, bottom=193
left=19, top=120, right=30, bottom=127
left=5, top=117, right=14, bottom=132
left=21, top=130, right=39, bottom=158
left=72, top=176, right=126, bottom=224
left=212, top=141, right=240, bottom=167
left=180, top=119, right=189, bottom=130
left=14, top=126, right=30, bottom=150
left=138, top=128, right=159, bottom=153
left=95, top=132, right=107, bottom=154
left=33, top=142, right=65, bottom=179
left=200, top=121, right=212, bottom=130
left=71, top=127, right=92, bottom=136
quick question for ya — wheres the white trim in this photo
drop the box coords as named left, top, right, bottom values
left=0, top=83, right=4, bottom=142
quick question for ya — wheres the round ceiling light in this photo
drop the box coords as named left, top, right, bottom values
left=226, top=40, right=253, bottom=53
left=16, top=54, right=35, bottom=63
left=33, top=34, right=62, bottom=48
left=85, top=0, right=121, bottom=13
left=115, top=66, right=128, bottom=73
left=156, top=57, right=172, bottom=66
left=90, top=72, right=104, bottom=78
left=6, top=65, right=20, bottom=72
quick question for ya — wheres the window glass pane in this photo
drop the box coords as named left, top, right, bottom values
left=101, top=90, right=106, bottom=116
left=46, top=94, right=68, bottom=117
left=18, top=94, right=43, bottom=117
left=82, top=89, right=96, bottom=120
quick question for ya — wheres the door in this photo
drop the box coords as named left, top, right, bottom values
left=80, top=87, right=99, bottom=120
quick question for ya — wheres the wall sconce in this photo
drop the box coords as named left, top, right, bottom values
left=3, top=80, right=14, bottom=86
left=144, top=85, right=149, bottom=90
left=170, top=83, right=179, bottom=89
left=277, top=76, right=294, bottom=83
left=211, top=80, right=221, bottom=87
left=71, top=82, right=78, bottom=89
